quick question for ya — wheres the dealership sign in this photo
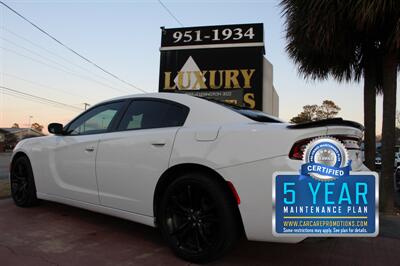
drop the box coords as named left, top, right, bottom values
left=273, top=137, right=379, bottom=237
left=159, top=23, right=264, bottom=110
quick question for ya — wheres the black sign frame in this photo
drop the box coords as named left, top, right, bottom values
left=159, top=23, right=265, bottom=110
left=161, top=23, right=263, bottom=48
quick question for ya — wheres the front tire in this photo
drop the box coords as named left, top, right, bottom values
left=10, top=156, right=38, bottom=207
left=158, top=173, right=239, bottom=263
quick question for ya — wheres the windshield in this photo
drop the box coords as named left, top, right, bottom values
left=205, top=98, right=284, bottom=123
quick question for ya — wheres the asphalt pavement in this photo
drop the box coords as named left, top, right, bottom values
left=0, top=198, right=400, bottom=266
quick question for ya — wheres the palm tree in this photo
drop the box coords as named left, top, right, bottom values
left=280, top=0, right=399, bottom=212
left=281, top=0, right=380, bottom=171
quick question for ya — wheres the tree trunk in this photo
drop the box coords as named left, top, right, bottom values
left=363, top=59, right=376, bottom=171
left=380, top=52, right=397, bottom=213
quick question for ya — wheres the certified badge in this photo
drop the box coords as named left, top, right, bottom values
left=301, top=137, right=351, bottom=181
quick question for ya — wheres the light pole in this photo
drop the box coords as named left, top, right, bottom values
left=28, top=115, right=33, bottom=128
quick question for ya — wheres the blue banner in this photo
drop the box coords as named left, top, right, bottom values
left=273, top=172, right=378, bottom=236
left=300, top=161, right=352, bottom=180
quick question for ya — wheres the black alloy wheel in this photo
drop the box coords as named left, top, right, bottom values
left=158, top=173, right=238, bottom=263
left=10, top=156, right=38, bottom=207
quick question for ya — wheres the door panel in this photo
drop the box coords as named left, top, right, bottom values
left=40, top=100, right=126, bottom=204
left=96, top=128, right=178, bottom=215
left=49, top=135, right=100, bottom=203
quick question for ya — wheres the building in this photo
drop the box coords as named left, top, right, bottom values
left=262, top=58, right=279, bottom=116
left=0, top=128, right=45, bottom=152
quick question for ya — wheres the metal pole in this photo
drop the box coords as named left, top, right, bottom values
left=28, top=115, right=33, bottom=128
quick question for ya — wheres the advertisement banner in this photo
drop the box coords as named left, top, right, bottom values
left=272, top=137, right=379, bottom=237
left=273, top=172, right=378, bottom=236
left=159, top=23, right=264, bottom=110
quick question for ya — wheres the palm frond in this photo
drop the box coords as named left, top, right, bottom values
left=279, top=0, right=396, bottom=93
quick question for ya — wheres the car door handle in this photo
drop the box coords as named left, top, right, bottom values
left=151, top=140, right=166, bottom=147
left=85, top=146, right=95, bottom=152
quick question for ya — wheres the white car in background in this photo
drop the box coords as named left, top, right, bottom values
left=10, top=93, right=366, bottom=262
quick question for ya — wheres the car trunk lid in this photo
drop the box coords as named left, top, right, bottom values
left=287, top=118, right=364, bottom=171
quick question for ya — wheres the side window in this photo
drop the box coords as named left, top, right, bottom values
left=118, top=100, right=189, bottom=131
left=67, top=101, right=124, bottom=135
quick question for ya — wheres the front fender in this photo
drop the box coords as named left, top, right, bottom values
left=11, top=139, right=31, bottom=163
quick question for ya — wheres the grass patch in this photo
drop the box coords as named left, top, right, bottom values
left=0, top=180, right=11, bottom=199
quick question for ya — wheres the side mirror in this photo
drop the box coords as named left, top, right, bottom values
left=48, top=123, right=64, bottom=135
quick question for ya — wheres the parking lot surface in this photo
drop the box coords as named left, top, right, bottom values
left=1, top=198, right=400, bottom=266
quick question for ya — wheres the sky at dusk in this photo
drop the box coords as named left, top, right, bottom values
left=0, top=0, right=398, bottom=134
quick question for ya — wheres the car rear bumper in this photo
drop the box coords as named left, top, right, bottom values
left=217, top=155, right=369, bottom=243
left=217, top=156, right=305, bottom=243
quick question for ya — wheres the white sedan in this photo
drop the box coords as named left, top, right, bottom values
left=9, top=93, right=366, bottom=262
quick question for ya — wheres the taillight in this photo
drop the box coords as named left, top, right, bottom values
left=289, top=135, right=361, bottom=160
left=289, top=138, right=313, bottom=160
left=226, top=181, right=240, bottom=205
left=332, top=135, right=361, bottom=150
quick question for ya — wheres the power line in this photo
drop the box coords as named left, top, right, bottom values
left=0, top=1, right=147, bottom=93
left=0, top=85, right=84, bottom=112
left=157, top=0, right=184, bottom=27
left=2, top=72, right=98, bottom=102
left=1, top=45, right=133, bottom=94
left=1, top=86, right=83, bottom=111
left=0, top=37, right=132, bottom=94
left=2, top=27, right=134, bottom=91
left=1, top=36, right=96, bottom=79
left=3, top=90, right=81, bottom=113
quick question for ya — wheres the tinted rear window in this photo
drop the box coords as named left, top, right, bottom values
left=210, top=100, right=283, bottom=123
left=231, top=108, right=283, bottom=123
left=118, top=99, right=189, bottom=130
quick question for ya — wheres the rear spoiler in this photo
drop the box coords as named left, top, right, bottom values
left=287, top=118, right=364, bottom=131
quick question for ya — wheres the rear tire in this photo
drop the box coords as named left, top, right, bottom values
left=157, top=173, right=238, bottom=263
left=10, top=156, right=38, bottom=207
